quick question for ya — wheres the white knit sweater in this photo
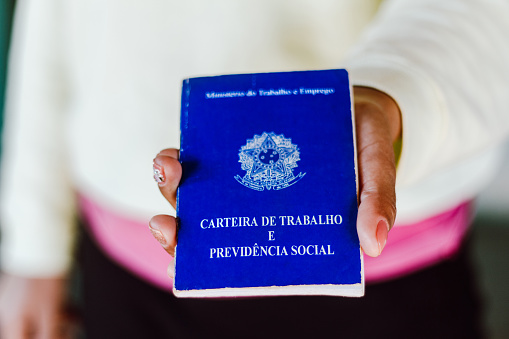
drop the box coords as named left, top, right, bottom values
left=2, top=0, right=509, bottom=276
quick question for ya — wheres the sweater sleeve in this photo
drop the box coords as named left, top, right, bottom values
left=0, top=0, right=76, bottom=277
left=344, top=0, right=509, bottom=188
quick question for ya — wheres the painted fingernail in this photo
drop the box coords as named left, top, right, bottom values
left=153, top=163, right=165, bottom=184
left=149, top=223, right=167, bottom=247
left=376, top=220, right=389, bottom=255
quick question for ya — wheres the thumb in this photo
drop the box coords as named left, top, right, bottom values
left=354, top=86, right=400, bottom=257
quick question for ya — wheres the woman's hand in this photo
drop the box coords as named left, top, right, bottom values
left=149, top=86, right=401, bottom=273
left=0, top=274, right=74, bottom=339
left=149, top=148, right=181, bottom=278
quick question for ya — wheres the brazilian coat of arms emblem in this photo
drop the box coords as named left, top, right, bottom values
left=234, top=132, right=306, bottom=191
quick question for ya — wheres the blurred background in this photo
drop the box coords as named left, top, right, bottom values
left=473, top=144, right=509, bottom=339
left=1, top=1, right=508, bottom=338
left=0, top=1, right=14, bottom=144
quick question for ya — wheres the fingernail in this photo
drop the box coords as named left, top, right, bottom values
left=376, top=220, right=389, bottom=255
left=149, top=223, right=167, bottom=247
left=153, top=163, right=165, bottom=185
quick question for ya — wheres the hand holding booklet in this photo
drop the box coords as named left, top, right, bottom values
left=174, top=69, right=364, bottom=297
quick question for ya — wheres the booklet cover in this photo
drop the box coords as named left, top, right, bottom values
left=174, top=69, right=363, bottom=297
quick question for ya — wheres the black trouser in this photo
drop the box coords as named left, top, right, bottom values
left=77, top=227, right=484, bottom=339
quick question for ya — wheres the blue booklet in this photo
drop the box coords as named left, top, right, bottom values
left=175, top=69, right=363, bottom=297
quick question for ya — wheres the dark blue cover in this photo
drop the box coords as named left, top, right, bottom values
left=176, top=69, right=361, bottom=295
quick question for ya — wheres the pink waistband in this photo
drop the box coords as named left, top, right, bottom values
left=79, top=194, right=472, bottom=290
left=364, top=202, right=472, bottom=283
left=79, top=195, right=174, bottom=290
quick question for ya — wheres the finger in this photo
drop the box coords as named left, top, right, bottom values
left=0, top=320, right=30, bottom=339
left=0, top=290, right=30, bottom=339
left=36, top=316, right=59, bottom=339
left=167, top=263, right=175, bottom=279
left=32, top=279, right=66, bottom=339
left=149, top=214, right=178, bottom=257
left=354, top=88, right=399, bottom=257
left=153, top=149, right=181, bottom=209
